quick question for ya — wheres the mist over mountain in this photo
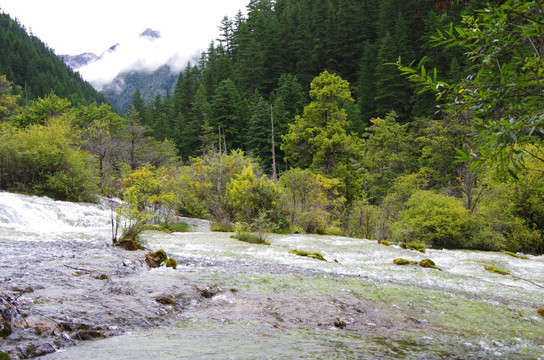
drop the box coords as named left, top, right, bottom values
left=62, top=28, right=199, bottom=112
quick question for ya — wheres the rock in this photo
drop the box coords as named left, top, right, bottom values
left=378, top=239, right=391, bottom=246
left=155, top=296, right=175, bottom=305
left=145, top=252, right=162, bottom=268
left=537, top=308, right=544, bottom=317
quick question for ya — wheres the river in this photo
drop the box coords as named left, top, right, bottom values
left=0, top=191, right=543, bottom=359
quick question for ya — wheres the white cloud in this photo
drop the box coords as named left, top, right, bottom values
left=1, top=0, right=248, bottom=88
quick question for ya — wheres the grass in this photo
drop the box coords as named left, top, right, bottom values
left=230, top=232, right=270, bottom=245
left=211, top=223, right=235, bottom=232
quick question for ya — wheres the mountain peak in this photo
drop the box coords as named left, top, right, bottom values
left=139, top=28, right=161, bottom=39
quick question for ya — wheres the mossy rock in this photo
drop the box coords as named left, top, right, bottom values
left=289, top=249, right=326, bottom=261
left=115, top=239, right=145, bottom=251
left=500, top=250, right=529, bottom=259
left=0, top=321, right=12, bottom=339
left=418, top=259, right=442, bottom=271
left=484, top=265, right=510, bottom=275
left=537, top=308, right=544, bottom=317
left=393, top=258, right=416, bottom=266
left=231, top=232, right=270, bottom=245
left=164, top=258, right=177, bottom=270
left=155, top=249, right=167, bottom=262
left=0, top=351, right=11, bottom=360
left=400, top=242, right=426, bottom=253
left=378, top=239, right=391, bottom=246
left=155, top=296, right=175, bottom=305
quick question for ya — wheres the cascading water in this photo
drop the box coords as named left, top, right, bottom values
left=0, top=191, right=543, bottom=359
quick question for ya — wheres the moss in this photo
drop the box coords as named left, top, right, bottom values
left=289, top=249, right=326, bottom=261
left=399, top=242, right=426, bottom=253
left=418, top=259, right=442, bottom=271
left=155, top=296, right=175, bottom=305
left=537, top=308, right=544, bottom=317
left=378, top=239, right=391, bottom=246
left=230, top=232, right=270, bottom=245
left=115, top=239, right=145, bottom=251
left=0, top=351, right=11, bottom=360
left=393, top=258, right=416, bottom=265
left=500, top=250, right=529, bottom=259
left=155, top=249, right=168, bottom=262
left=484, top=265, right=510, bottom=275
left=0, top=321, right=12, bottom=338
left=164, top=258, right=177, bottom=269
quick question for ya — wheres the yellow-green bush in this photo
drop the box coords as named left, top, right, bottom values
left=394, top=190, right=473, bottom=249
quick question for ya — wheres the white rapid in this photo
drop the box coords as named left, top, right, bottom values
left=0, top=192, right=543, bottom=359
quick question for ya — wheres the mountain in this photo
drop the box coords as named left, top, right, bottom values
left=0, top=12, right=107, bottom=105
left=61, top=27, right=191, bottom=113
left=61, top=53, right=99, bottom=70
left=101, top=64, right=178, bottom=113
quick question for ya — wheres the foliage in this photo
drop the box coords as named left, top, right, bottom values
left=394, top=190, right=473, bottom=248
left=281, top=71, right=363, bottom=201
left=115, top=165, right=177, bottom=243
left=279, top=168, right=345, bottom=234
left=393, top=0, right=544, bottom=177
left=0, top=75, right=19, bottom=122
left=0, top=117, right=98, bottom=202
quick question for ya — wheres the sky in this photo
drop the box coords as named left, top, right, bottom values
left=0, top=0, right=248, bottom=88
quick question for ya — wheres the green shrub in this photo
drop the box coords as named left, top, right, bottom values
left=394, top=190, right=473, bottom=249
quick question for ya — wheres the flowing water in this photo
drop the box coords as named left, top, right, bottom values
left=0, top=192, right=543, bottom=359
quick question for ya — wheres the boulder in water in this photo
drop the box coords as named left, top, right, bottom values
left=145, top=249, right=168, bottom=268
left=164, top=258, right=177, bottom=269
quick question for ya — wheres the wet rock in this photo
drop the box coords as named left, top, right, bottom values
left=75, top=324, right=106, bottom=341
left=145, top=249, right=167, bottom=268
left=155, top=296, right=176, bottom=305
left=333, top=318, right=347, bottom=329
left=399, top=242, right=426, bottom=253
left=537, top=308, right=544, bottom=317
left=378, top=239, right=391, bottom=246
left=25, top=343, right=56, bottom=357
left=115, top=239, right=145, bottom=251
left=196, top=285, right=222, bottom=299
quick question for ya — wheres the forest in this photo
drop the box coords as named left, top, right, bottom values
left=0, top=0, right=543, bottom=254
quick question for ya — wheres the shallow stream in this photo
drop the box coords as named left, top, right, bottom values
left=0, top=192, right=543, bottom=359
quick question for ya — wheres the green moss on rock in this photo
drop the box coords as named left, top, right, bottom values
left=500, top=250, right=529, bottom=259
left=484, top=265, right=510, bottom=275
left=419, top=259, right=442, bottom=271
left=393, top=258, right=416, bottom=265
left=289, top=249, right=326, bottom=261
left=164, top=258, right=177, bottom=269
left=115, top=239, right=145, bottom=251
left=378, top=239, right=391, bottom=246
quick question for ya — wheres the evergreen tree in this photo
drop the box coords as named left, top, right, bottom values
left=210, top=79, right=244, bottom=151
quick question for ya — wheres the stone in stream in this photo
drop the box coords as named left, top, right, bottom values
left=145, top=249, right=168, bottom=268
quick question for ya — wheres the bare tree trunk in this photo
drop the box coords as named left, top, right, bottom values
left=271, top=104, right=277, bottom=182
